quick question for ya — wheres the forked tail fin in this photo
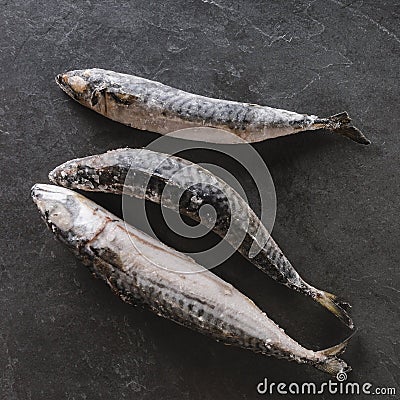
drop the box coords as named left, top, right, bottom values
left=326, top=112, right=371, bottom=145
left=314, top=290, right=354, bottom=329
left=314, top=332, right=355, bottom=375
left=315, top=355, right=351, bottom=376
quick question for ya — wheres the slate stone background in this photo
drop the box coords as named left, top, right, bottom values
left=1, top=1, right=399, bottom=399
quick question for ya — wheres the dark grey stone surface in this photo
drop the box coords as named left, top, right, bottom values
left=1, top=1, right=399, bottom=399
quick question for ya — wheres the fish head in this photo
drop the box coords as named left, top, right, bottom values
left=31, top=184, right=107, bottom=247
left=56, top=69, right=109, bottom=108
left=48, top=155, right=112, bottom=191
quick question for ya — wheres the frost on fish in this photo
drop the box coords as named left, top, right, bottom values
left=31, top=183, right=352, bottom=375
left=49, top=149, right=354, bottom=328
left=56, top=68, right=370, bottom=144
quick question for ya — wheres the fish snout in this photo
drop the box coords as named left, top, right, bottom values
left=31, top=184, right=75, bottom=232
left=55, top=73, right=65, bottom=86
left=31, top=183, right=67, bottom=204
left=31, top=183, right=53, bottom=219
left=56, top=71, right=92, bottom=101
left=48, top=163, right=77, bottom=188
left=31, top=183, right=43, bottom=204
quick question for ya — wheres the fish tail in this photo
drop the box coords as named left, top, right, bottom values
left=315, top=356, right=351, bottom=376
left=314, top=290, right=354, bottom=329
left=325, top=112, right=371, bottom=145
left=314, top=332, right=355, bottom=375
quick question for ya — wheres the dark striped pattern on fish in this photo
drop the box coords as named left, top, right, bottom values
left=56, top=68, right=370, bottom=144
left=31, top=184, right=352, bottom=375
left=49, top=148, right=353, bottom=328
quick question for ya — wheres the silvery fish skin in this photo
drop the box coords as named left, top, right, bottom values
left=49, top=148, right=353, bottom=328
left=31, top=184, right=351, bottom=375
left=56, top=68, right=370, bottom=145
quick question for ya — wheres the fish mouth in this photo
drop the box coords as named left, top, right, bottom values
left=31, top=184, right=80, bottom=238
left=31, top=183, right=50, bottom=204
left=55, top=71, right=91, bottom=101
left=55, top=73, right=65, bottom=86
left=31, top=184, right=71, bottom=207
left=55, top=73, right=74, bottom=96
left=31, top=183, right=58, bottom=218
left=31, top=184, right=42, bottom=208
